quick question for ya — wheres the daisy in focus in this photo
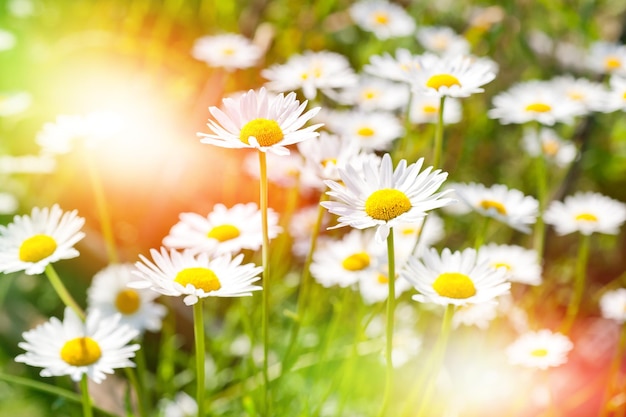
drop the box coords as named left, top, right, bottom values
left=163, top=203, right=281, bottom=256
left=401, top=247, right=510, bottom=307
left=521, top=127, right=577, bottom=168
left=506, top=329, right=573, bottom=370
left=15, top=307, right=140, bottom=383
left=543, top=191, right=626, bottom=236
left=451, top=182, right=539, bottom=233
left=191, top=33, right=262, bottom=71
left=321, top=153, right=454, bottom=242
left=131, top=248, right=262, bottom=306
left=599, top=288, right=626, bottom=323
left=198, top=87, right=322, bottom=155
left=0, top=204, right=85, bottom=275
left=477, top=243, right=542, bottom=286
left=87, top=263, right=167, bottom=333
left=348, top=0, right=415, bottom=40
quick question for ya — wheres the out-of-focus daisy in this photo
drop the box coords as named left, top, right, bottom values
left=310, top=229, right=383, bottom=288
left=364, top=48, right=422, bottom=84
left=366, top=304, right=422, bottom=367
left=599, top=289, right=626, bottom=323
left=402, top=247, right=510, bottom=306
left=452, top=302, right=499, bottom=329
left=297, top=132, right=361, bottom=185
left=416, top=26, right=471, bottom=57
left=586, top=41, right=626, bottom=76
left=198, top=87, right=322, bottom=155
left=0, top=91, right=31, bottom=116
left=550, top=75, right=609, bottom=114
left=131, top=248, right=262, bottom=306
left=0, top=29, right=16, bottom=51
left=163, top=203, right=281, bottom=256
left=191, top=33, right=262, bottom=71
left=289, top=205, right=330, bottom=258
left=322, top=153, right=454, bottom=242
left=393, top=214, right=445, bottom=259
left=521, top=127, right=577, bottom=168
left=489, top=80, right=586, bottom=125
left=409, top=94, right=462, bottom=124
left=159, top=391, right=198, bottom=417
left=15, top=307, right=139, bottom=383
left=451, top=182, right=539, bottom=233
left=0, top=192, right=18, bottom=214
left=87, top=264, right=167, bottom=333
left=262, top=51, right=358, bottom=100
left=358, top=259, right=412, bottom=304
left=243, top=150, right=313, bottom=189
left=506, top=329, right=573, bottom=370
left=325, top=110, right=403, bottom=152
left=336, top=76, right=409, bottom=112
left=601, top=75, right=626, bottom=112
left=349, top=0, right=415, bottom=40
left=0, top=204, right=85, bottom=275
left=8, top=0, right=35, bottom=17
left=0, top=154, right=56, bottom=174
left=410, top=54, right=496, bottom=98
left=477, top=243, right=542, bottom=286
left=544, top=191, right=626, bottom=236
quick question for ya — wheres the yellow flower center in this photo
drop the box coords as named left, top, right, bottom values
left=115, top=289, right=141, bottom=315
left=530, top=348, right=548, bottom=357
left=401, top=226, right=421, bottom=236
left=357, top=126, right=375, bottom=137
left=492, top=262, right=512, bottom=271
left=175, top=267, right=222, bottom=292
left=377, top=273, right=389, bottom=284
left=567, top=91, right=584, bottom=101
left=222, top=47, right=235, bottom=56
left=19, top=234, right=58, bottom=263
left=542, top=139, right=560, bottom=156
left=605, top=56, right=621, bottom=70
left=422, top=105, right=438, bottom=114
left=321, top=157, right=337, bottom=168
left=60, top=337, right=102, bottom=367
left=341, top=252, right=370, bottom=271
left=525, top=102, right=552, bottom=113
left=373, top=11, right=389, bottom=25
left=207, top=224, right=241, bottom=242
left=362, top=89, right=378, bottom=100
left=575, top=212, right=598, bottom=222
left=426, top=73, right=461, bottom=90
left=622, top=91, right=626, bottom=100
left=479, top=199, right=507, bottom=215
left=239, top=118, right=284, bottom=147
left=365, top=189, right=412, bottom=221
left=432, top=272, right=477, bottom=299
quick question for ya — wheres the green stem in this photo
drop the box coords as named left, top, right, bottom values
left=600, top=322, right=626, bottom=417
left=258, top=150, right=271, bottom=416
left=124, top=366, right=148, bottom=417
left=194, top=299, right=206, bottom=417
left=80, top=374, right=94, bottom=417
left=534, top=153, right=548, bottom=264
left=432, top=96, right=446, bottom=169
left=44, top=264, right=85, bottom=321
left=561, top=234, right=590, bottom=334
left=474, top=216, right=490, bottom=250
left=377, top=229, right=397, bottom=417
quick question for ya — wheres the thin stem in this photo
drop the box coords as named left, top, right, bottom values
left=561, top=233, right=590, bottom=334
left=474, top=216, right=490, bottom=250
left=124, top=366, right=148, bottom=417
left=432, top=96, right=446, bottom=169
left=600, top=322, right=626, bottom=417
left=80, top=374, right=94, bottom=417
left=44, top=264, right=85, bottom=321
left=193, top=299, right=206, bottom=417
left=534, top=153, right=548, bottom=264
left=377, top=229, right=397, bottom=417
left=258, top=150, right=271, bottom=416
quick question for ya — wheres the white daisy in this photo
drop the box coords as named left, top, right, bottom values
left=601, top=74, right=626, bottom=112
left=506, top=329, right=573, bottom=370
left=586, top=41, right=626, bottom=76
left=321, top=153, right=454, bottom=242
left=324, top=110, right=403, bottom=152
left=0, top=91, right=31, bottom=117
left=451, top=182, right=539, bottom=233
left=401, top=247, right=510, bottom=306
left=416, top=26, right=471, bottom=57
left=336, top=75, right=409, bottom=112
left=393, top=214, right=445, bottom=259
left=191, top=33, right=262, bottom=71
left=0, top=192, right=18, bottom=214
left=365, top=304, right=422, bottom=367
left=0, top=204, right=85, bottom=275
left=309, top=229, right=383, bottom=288
left=198, top=87, right=322, bottom=155
left=409, top=94, right=462, bottom=125
left=477, top=243, right=542, bottom=286
left=131, top=248, right=262, bottom=306
left=296, top=132, right=361, bottom=185
left=289, top=205, right=330, bottom=258
left=0, top=29, right=16, bottom=51
left=550, top=75, right=610, bottom=114
left=358, top=258, right=412, bottom=305
left=544, top=191, right=626, bottom=236
left=15, top=307, right=140, bottom=383
left=87, top=264, right=167, bottom=333
left=599, top=288, right=626, bottom=323
left=521, top=127, right=577, bottom=168
left=261, top=51, right=358, bottom=100
left=410, top=54, right=496, bottom=98
left=162, top=203, right=281, bottom=256
left=452, top=302, right=499, bottom=329
left=160, top=391, right=198, bottom=417
left=364, top=48, right=422, bottom=84
left=7, top=0, right=35, bottom=18
left=243, top=150, right=313, bottom=189
left=488, top=80, right=586, bottom=125
left=349, top=0, right=416, bottom=40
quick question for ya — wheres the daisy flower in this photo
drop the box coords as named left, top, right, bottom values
left=358, top=258, right=412, bottom=304
left=349, top=0, right=416, bottom=40
left=0, top=204, right=85, bottom=275
left=336, top=75, right=409, bottom=112
left=7, top=0, right=35, bottom=18
left=321, top=153, right=454, bottom=242
left=162, top=203, right=281, bottom=256
left=0, top=29, right=16, bottom=51
left=543, top=191, right=626, bottom=236
left=477, top=243, right=542, bottom=286
left=586, top=41, right=626, bottom=76
left=87, top=263, right=167, bottom=333
left=0, top=192, right=18, bottom=214
left=601, top=74, right=626, bottom=112
left=198, top=87, right=322, bottom=155
left=160, top=391, right=198, bottom=417
left=452, top=302, right=499, bottom=329
left=599, top=288, right=626, bottom=323
left=0, top=91, right=31, bottom=117
left=309, top=229, right=383, bottom=288
left=451, top=182, right=539, bottom=233
left=488, top=80, right=586, bottom=125
left=15, top=307, right=140, bottom=383
left=131, top=248, right=262, bottom=305
left=506, top=329, right=573, bottom=370
left=416, top=26, right=471, bottom=57
left=261, top=51, right=357, bottom=100
left=409, top=94, right=462, bottom=124
left=401, top=247, right=510, bottom=306
left=289, top=205, right=330, bottom=258
left=244, top=150, right=313, bottom=189
left=521, top=127, right=577, bottom=168
left=297, top=132, right=361, bottom=185
left=393, top=214, right=445, bottom=259
left=550, top=75, right=610, bottom=114
left=410, top=54, right=496, bottom=98
left=364, top=48, right=422, bottom=84
left=324, top=110, right=403, bottom=152
left=191, top=33, right=262, bottom=71
left=365, top=305, right=422, bottom=367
